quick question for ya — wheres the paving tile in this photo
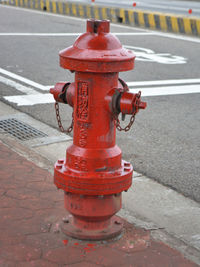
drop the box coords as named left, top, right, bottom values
left=125, top=243, right=198, bottom=267
left=18, top=198, right=54, bottom=210
left=1, top=178, right=22, bottom=190
left=149, top=241, right=181, bottom=257
left=0, top=188, right=6, bottom=196
left=0, top=170, right=14, bottom=180
left=5, top=188, right=40, bottom=200
left=65, top=261, right=104, bottom=267
left=0, top=232, right=26, bottom=247
left=14, top=171, right=46, bottom=183
left=1, top=217, right=52, bottom=235
left=0, top=196, right=18, bottom=208
left=0, top=244, right=42, bottom=262
left=25, top=233, right=63, bottom=250
left=26, top=181, right=55, bottom=192
left=171, top=256, right=199, bottom=267
left=0, top=207, right=34, bottom=222
left=141, top=242, right=197, bottom=266
left=0, top=143, right=11, bottom=155
left=108, top=221, right=151, bottom=253
left=4, top=160, right=33, bottom=175
left=0, top=259, right=16, bottom=267
left=128, top=250, right=173, bottom=267
left=34, top=208, right=66, bottom=223
left=40, top=190, right=64, bottom=201
left=16, top=259, right=58, bottom=267
left=43, top=247, right=83, bottom=265
left=85, top=247, right=129, bottom=266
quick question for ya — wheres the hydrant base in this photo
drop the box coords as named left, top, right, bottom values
left=61, top=215, right=123, bottom=241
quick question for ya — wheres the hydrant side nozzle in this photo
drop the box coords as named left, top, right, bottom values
left=107, top=88, right=147, bottom=116
left=133, top=91, right=147, bottom=113
left=50, top=82, right=69, bottom=103
left=50, top=82, right=75, bottom=107
left=65, top=83, right=75, bottom=107
left=138, top=101, right=147, bottom=110
left=119, top=91, right=147, bottom=115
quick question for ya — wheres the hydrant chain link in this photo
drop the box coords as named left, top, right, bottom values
left=113, top=91, right=143, bottom=132
left=114, top=112, right=136, bottom=132
left=55, top=102, right=74, bottom=133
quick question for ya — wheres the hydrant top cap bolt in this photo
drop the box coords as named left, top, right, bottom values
left=87, top=19, right=110, bottom=34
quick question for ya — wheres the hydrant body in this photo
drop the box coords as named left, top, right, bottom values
left=50, top=20, right=146, bottom=240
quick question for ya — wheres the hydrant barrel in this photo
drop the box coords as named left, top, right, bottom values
left=50, top=19, right=146, bottom=240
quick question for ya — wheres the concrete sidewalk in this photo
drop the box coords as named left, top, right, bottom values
left=0, top=100, right=200, bottom=266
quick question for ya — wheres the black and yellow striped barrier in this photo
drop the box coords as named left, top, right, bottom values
left=1, top=0, right=200, bottom=36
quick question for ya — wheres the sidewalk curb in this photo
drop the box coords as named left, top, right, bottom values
left=1, top=0, right=200, bottom=37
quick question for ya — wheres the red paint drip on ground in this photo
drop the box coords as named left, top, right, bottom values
left=188, top=9, right=192, bottom=14
left=87, top=243, right=96, bottom=247
left=63, top=240, right=68, bottom=245
left=84, top=247, right=95, bottom=253
left=133, top=2, right=136, bottom=7
left=83, top=244, right=96, bottom=253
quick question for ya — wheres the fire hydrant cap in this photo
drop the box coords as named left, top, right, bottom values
left=59, top=19, right=135, bottom=73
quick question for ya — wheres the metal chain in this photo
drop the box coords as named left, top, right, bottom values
left=114, top=91, right=141, bottom=132
left=54, top=84, right=140, bottom=133
left=114, top=113, right=136, bottom=132
left=55, top=102, right=74, bottom=133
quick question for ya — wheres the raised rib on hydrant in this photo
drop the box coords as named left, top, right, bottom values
left=50, top=19, right=146, bottom=240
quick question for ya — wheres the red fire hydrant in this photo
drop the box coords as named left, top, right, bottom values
left=50, top=19, right=146, bottom=240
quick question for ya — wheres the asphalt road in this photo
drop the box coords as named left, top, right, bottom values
left=70, top=0, right=200, bottom=17
left=0, top=5, right=200, bottom=202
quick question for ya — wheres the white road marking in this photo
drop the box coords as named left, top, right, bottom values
left=153, top=32, right=200, bottom=44
left=0, top=68, right=48, bottom=91
left=1, top=68, right=200, bottom=106
left=0, top=70, right=54, bottom=105
left=4, top=94, right=54, bottom=106
left=4, top=83, right=200, bottom=106
left=125, top=45, right=187, bottom=64
left=0, top=32, right=154, bottom=36
left=0, top=75, right=37, bottom=94
left=1, top=5, right=200, bottom=43
left=1, top=65, right=200, bottom=107
left=127, top=78, right=200, bottom=87
left=0, top=33, right=81, bottom=36
left=115, top=32, right=154, bottom=36
left=130, top=84, right=200, bottom=97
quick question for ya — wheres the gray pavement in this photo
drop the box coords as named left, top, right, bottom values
left=69, top=0, right=200, bottom=17
left=0, top=6, right=200, bottom=204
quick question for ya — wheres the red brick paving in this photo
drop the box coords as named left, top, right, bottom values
left=0, top=141, right=198, bottom=267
